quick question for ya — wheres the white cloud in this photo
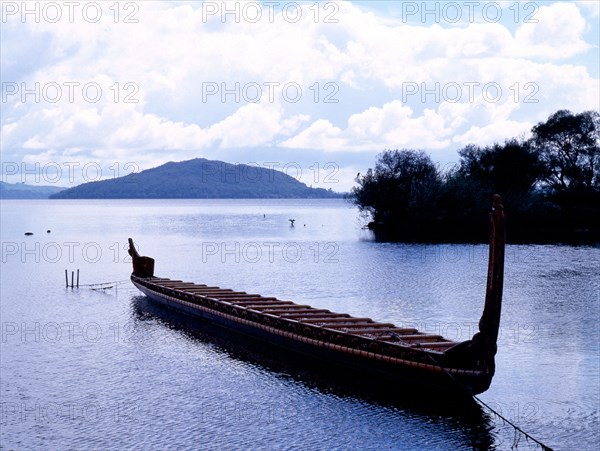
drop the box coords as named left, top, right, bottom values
left=208, top=102, right=307, bottom=148
left=453, top=120, right=533, bottom=147
left=282, top=97, right=531, bottom=153
left=1, top=1, right=598, bottom=189
left=282, top=118, right=346, bottom=150
left=282, top=101, right=452, bottom=151
left=512, top=2, right=591, bottom=59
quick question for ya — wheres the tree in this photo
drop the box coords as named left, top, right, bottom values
left=352, top=149, right=441, bottom=235
left=531, top=110, right=600, bottom=194
left=351, top=110, right=600, bottom=243
left=457, top=139, right=543, bottom=196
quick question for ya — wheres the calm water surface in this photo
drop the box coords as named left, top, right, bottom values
left=1, top=199, right=598, bottom=450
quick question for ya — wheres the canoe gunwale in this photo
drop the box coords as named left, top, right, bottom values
left=131, top=275, right=488, bottom=382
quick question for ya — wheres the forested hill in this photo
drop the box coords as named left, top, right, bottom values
left=49, top=158, right=342, bottom=199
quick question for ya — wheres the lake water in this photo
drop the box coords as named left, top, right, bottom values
left=1, top=199, right=598, bottom=450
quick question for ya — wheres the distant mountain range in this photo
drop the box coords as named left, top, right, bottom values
left=49, top=158, right=343, bottom=199
left=0, top=181, right=65, bottom=199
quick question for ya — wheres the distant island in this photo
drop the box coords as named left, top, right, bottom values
left=0, top=181, right=65, bottom=199
left=49, top=158, right=343, bottom=199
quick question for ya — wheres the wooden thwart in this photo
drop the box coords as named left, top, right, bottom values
left=348, top=327, right=419, bottom=335
left=392, top=334, right=446, bottom=342
left=184, top=286, right=224, bottom=291
left=275, top=309, right=333, bottom=316
left=149, top=278, right=457, bottom=346
left=221, top=297, right=278, bottom=303
left=324, top=322, right=396, bottom=329
left=301, top=317, right=373, bottom=324
left=205, top=293, right=262, bottom=298
left=252, top=305, right=312, bottom=311
left=239, top=302, right=296, bottom=308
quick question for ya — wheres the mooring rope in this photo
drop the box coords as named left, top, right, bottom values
left=425, top=353, right=554, bottom=450
left=471, top=391, right=553, bottom=450
left=77, top=280, right=130, bottom=289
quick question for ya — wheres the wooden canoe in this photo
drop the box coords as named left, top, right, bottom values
left=128, top=195, right=505, bottom=396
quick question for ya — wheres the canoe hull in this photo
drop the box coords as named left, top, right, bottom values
left=132, top=277, right=492, bottom=396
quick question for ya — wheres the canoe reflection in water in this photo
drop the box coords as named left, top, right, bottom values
left=129, top=295, right=497, bottom=450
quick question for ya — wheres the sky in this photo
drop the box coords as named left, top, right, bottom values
left=1, top=0, right=599, bottom=191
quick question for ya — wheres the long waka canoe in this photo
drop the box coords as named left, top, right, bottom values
left=128, top=195, right=505, bottom=396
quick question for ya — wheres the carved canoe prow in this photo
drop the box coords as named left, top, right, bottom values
left=477, top=194, right=506, bottom=352
left=128, top=238, right=155, bottom=278
left=446, top=194, right=505, bottom=381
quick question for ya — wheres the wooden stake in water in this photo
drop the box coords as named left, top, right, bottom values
left=76, top=269, right=79, bottom=288
left=65, top=269, right=68, bottom=288
left=71, top=271, right=74, bottom=289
